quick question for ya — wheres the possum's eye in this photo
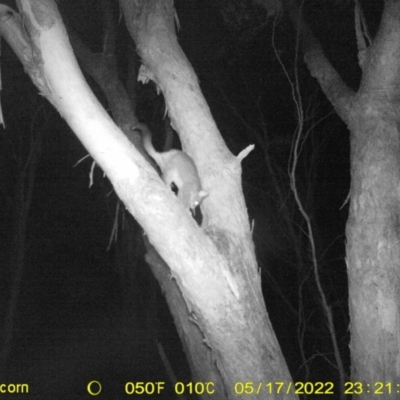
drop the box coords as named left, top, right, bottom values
left=170, top=182, right=178, bottom=196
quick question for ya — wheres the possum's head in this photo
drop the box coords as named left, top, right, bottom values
left=180, top=183, right=208, bottom=210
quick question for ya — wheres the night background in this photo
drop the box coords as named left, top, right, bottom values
left=0, top=0, right=383, bottom=398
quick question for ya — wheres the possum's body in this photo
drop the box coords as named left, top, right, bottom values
left=137, top=124, right=208, bottom=210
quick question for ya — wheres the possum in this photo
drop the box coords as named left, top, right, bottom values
left=135, top=124, right=208, bottom=211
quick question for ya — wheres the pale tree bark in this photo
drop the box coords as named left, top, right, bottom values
left=0, top=0, right=296, bottom=398
left=283, top=0, right=400, bottom=393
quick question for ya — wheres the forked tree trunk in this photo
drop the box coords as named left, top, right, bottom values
left=283, top=0, right=400, bottom=392
left=0, top=0, right=296, bottom=398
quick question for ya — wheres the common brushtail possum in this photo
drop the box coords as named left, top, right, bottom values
left=135, top=124, right=208, bottom=211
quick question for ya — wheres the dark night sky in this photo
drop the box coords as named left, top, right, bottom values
left=0, top=0, right=383, bottom=398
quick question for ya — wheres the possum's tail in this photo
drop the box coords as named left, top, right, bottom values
left=134, top=123, right=160, bottom=165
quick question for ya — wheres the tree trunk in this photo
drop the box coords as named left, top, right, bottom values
left=0, top=0, right=296, bottom=398
left=347, top=99, right=400, bottom=387
left=284, top=0, right=400, bottom=393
